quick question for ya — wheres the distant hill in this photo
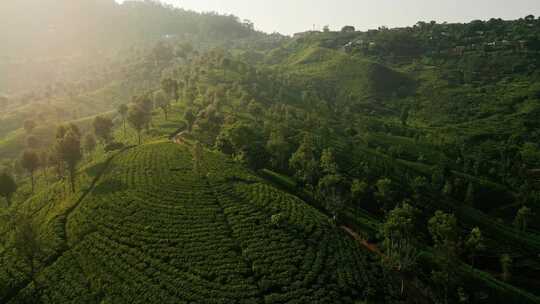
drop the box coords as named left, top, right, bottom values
left=0, top=0, right=259, bottom=94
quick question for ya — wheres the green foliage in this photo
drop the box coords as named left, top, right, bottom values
left=428, top=211, right=460, bottom=304
left=266, top=129, right=291, bottom=170
left=513, top=206, right=533, bottom=232
left=374, top=178, right=395, bottom=212
left=20, top=149, right=40, bottom=193
left=183, top=108, right=196, bottom=132
left=93, top=116, right=114, bottom=144
left=83, top=133, right=97, bottom=154
left=2, top=142, right=396, bottom=303
left=153, top=90, right=171, bottom=121
left=500, top=254, right=513, bottom=282
left=55, top=130, right=83, bottom=193
left=289, top=134, right=319, bottom=187
left=0, top=171, right=17, bottom=205
left=465, top=227, right=485, bottom=267
left=127, top=105, right=150, bottom=145
left=381, top=203, right=419, bottom=277
left=351, top=179, right=369, bottom=204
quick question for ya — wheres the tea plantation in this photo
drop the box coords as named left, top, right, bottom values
left=3, top=141, right=394, bottom=303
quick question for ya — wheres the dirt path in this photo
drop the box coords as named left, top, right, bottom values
left=341, top=226, right=382, bottom=256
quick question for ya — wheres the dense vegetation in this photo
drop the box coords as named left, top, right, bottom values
left=1, top=2, right=540, bottom=303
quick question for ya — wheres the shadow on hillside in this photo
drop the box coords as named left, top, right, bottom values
left=92, top=179, right=128, bottom=195
left=84, top=162, right=107, bottom=179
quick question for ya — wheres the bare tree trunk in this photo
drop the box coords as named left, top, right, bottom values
left=69, top=168, right=76, bottom=193
left=30, top=172, right=35, bottom=193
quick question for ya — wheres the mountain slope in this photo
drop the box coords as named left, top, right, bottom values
left=4, top=141, right=395, bottom=303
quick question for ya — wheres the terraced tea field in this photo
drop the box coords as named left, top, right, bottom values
left=4, top=141, right=393, bottom=303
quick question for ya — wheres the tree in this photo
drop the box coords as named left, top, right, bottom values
left=428, top=211, right=459, bottom=304
left=39, top=150, right=49, bottom=183
left=184, top=108, right=196, bottom=132
left=93, top=116, right=114, bottom=144
left=26, top=135, right=40, bottom=149
left=341, top=25, right=356, bottom=32
left=0, top=171, right=17, bottom=206
left=83, top=133, right=97, bottom=154
left=351, top=179, right=368, bottom=205
left=375, top=178, right=395, bottom=212
left=13, top=214, right=43, bottom=278
left=23, top=119, right=36, bottom=134
left=192, top=141, right=204, bottom=175
left=318, top=173, right=344, bottom=218
left=400, top=107, right=409, bottom=126
left=127, top=105, right=150, bottom=145
left=12, top=213, right=45, bottom=296
left=117, top=104, right=129, bottom=137
left=21, top=150, right=40, bottom=193
left=56, top=131, right=82, bottom=193
left=317, top=148, right=345, bottom=218
left=289, top=134, right=318, bottom=188
left=500, top=254, right=513, bottom=282
left=56, top=123, right=81, bottom=140
left=514, top=206, right=533, bottom=232
left=323, top=25, right=330, bottom=32
left=266, top=129, right=290, bottom=170
left=161, top=78, right=179, bottom=102
left=465, top=182, right=475, bottom=206
left=465, top=227, right=485, bottom=267
left=154, top=90, right=171, bottom=120
left=320, top=148, right=338, bottom=175
left=381, top=203, right=419, bottom=294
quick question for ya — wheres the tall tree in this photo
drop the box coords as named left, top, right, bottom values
left=465, top=227, right=485, bottom=267
left=161, top=78, right=179, bottom=102
left=83, top=133, right=97, bottom=155
left=500, top=254, right=513, bottom=282
left=400, top=107, right=410, bottom=126
left=12, top=213, right=44, bottom=292
left=266, top=129, right=290, bottom=170
left=184, top=108, right=196, bottom=132
left=93, top=116, right=114, bottom=144
left=428, top=211, right=459, bottom=304
left=514, top=206, right=533, bottom=232
left=39, top=150, right=49, bottom=183
left=289, top=134, right=319, bottom=189
left=20, top=150, right=40, bottom=193
left=465, top=182, right=475, bottom=206
left=127, top=106, right=150, bottom=145
left=192, top=141, right=204, bottom=176
left=0, top=171, right=17, bottom=206
left=117, top=104, right=129, bottom=137
left=154, top=90, right=171, bottom=120
left=56, top=131, right=82, bottom=193
left=56, top=123, right=81, bottom=140
left=375, top=178, right=395, bottom=213
left=23, top=119, right=37, bottom=134
left=381, top=203, right=419, bottom=294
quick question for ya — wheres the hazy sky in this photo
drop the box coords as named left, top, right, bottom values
left=118, top=0, right=540, bottom=35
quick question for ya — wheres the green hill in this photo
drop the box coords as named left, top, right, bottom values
left=1, top=141, right=395, bottom=303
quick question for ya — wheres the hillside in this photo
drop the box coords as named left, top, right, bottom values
left=1, top=141, right=396, bottom=303
left=1, top=4, right=540, bottom=304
